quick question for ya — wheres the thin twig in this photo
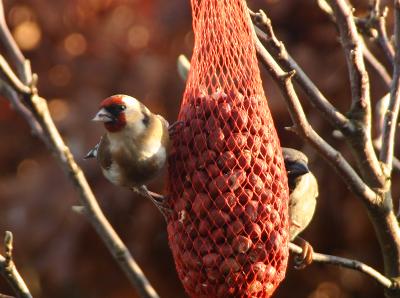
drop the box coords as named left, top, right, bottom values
left=374, top=93, right=400, bottom=173
left=253, top=34, right=378, bottom=204
left=319, top=1, right=392, bottom=89
left=380, top=0, right=400, bottom=175
left=0, top=56, right=30, bottom=95
left=362, top=38, right=392, bottom=89
left=0, top=2, right=25, bottom=80
left=371, top=1, right=395, bottom=65
left=249, top=9, right=352, bottom=133
left=0, top=232, right=32, bottom=298
left=0, top=294, right=15, bottom=298
left=319, top=1, right=398, bottom=174
left=289, top=243, right=398, bottom=290
left=0, top=2, right=160, bottom=297
left=251, top=6, right=384, bottom=189
left=353, top=1, right=394, bottom=65
left=0, top=81, right=46, bottom=144
left=329, top=0, right=384, bottom=188
left=0, top=2, right=44, bottom=143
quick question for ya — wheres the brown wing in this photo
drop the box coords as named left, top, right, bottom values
left=97, top=135, right=113, bottom=170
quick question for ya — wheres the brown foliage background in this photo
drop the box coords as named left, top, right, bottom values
left=0, top=0, right=398, bottom=297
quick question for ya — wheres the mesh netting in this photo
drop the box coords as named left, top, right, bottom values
left=166, top=0, right=289, bottom=297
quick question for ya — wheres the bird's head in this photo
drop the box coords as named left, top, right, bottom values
left=92, top=94, right=150, bottom=133
left=282, top=147, right=310, bottom=191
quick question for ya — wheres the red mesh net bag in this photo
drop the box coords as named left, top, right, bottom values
left=166, top=0, right=289, bottom=297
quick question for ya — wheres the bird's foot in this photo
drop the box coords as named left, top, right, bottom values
left=293, top=237, right=314, bottom=269
left=168, top=121, right=184, bottom=136
left=133, top=185, right=172, bottom=219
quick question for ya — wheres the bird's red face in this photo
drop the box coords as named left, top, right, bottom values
left=93, top=95, right=127, bottom=132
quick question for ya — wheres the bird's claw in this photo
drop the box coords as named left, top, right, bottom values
left=134, top=185, right=172, bottom=219
left=293, top=237, right=314, bottom=270
left=168, top=121, right=184, bottom=136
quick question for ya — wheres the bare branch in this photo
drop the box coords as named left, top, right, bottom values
left=252, top=5, right=384, bottom=188
left=0, top=56, right=30, bottom=95
left=0, top=232, right=32, bottom=298
left=0, top=2, right=160, bottom=297
left=380, top=0, right=400, bottom=174
left=289, top=243, right=399, bottom=290
left=327, top=0, right=385, bottom=188
left=319, top=1, right=392, bottom=89
left=249, top=9, right=352, bottom=133
left=374, top=93, right=400, bottom=173
left=253, top=34, right=378, bottom=204
left=371, top=1, right=395, bottom=65
left=0, top=1, right=28, bottom=83
left=0, top=294, right=15, bottom=298
left=362, top=38, right=392, bottom=89
left=0, top=81, right=46, bottom=144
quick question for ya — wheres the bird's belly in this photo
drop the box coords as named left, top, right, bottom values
left=289, top=197, right=317, bottom=240
left=117, top=147, right=167, bottom=187
left=102, top=162, right=123, bottom=186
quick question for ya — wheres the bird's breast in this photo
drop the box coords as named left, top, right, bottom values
left=111, top=141, right=167, bottom=187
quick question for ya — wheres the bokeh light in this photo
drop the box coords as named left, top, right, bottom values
left=64, top=33, right=87, bottom=56
left=13, top=21, right=41, bottom=50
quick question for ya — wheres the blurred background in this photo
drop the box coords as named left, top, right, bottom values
left=0, top=0, right=399, bottom=297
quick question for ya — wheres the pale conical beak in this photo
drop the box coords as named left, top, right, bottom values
left=92, top=108, right=114, bottom=122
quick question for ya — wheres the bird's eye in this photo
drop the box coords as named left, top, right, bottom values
left=105, top=104, right=126, bottom=118
left=142, top=113, right=150, bottom=126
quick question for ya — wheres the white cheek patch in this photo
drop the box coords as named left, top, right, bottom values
left=121, top=96, right=148, bottom=138
left=126, top=119, right=146, bottom=138
left=121, top=96, right=140, bottom=110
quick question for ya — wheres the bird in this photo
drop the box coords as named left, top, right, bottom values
left=282, top=147, right=319, bottom=269
left=85, top=94, right=174, bottom=214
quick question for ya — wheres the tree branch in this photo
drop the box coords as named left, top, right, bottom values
left=0, top=2, right=159, bottom=298
left=374, top=93, right=400, bottom=173
left=249, top=9, right=352, bottom=134
left=0, top=232, right=32, bottom=298
left=370, top=0, right=395, bottom=65
left=380, top=0, right=400, bottom=175
left=0, top=81, right=46, bottom=144
left=289, top=243, right=399, bottom=290
left=252, top=34, right=378, bottom=204
left=0, top=1, right=27, bottom=82
left=328, top=0, right=384, bottom=188
left=361, top=38, right=392, bottom=89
